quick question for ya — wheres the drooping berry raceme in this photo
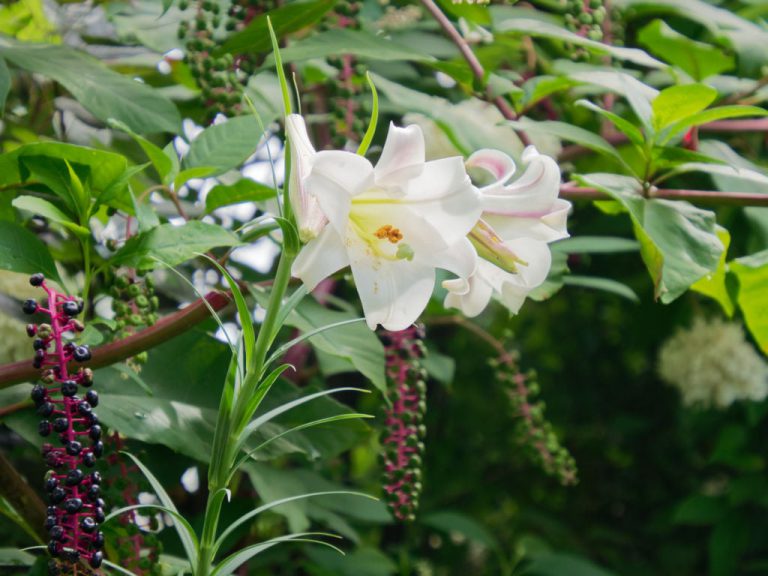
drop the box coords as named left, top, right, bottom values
left=24, top=274, right=105, bottom=573
left=380, top=326, right=427, bottom=522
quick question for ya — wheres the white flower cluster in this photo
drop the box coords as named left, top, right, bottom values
left=286, top=116, right=570, bottom=330
left=658, top=317, right=768, bottom=409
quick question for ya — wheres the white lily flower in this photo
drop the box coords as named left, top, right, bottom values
left=444, top=146, right=570, bottom=317
left=285, top=114, right=328, bottom=242
left=292, top=122, right=482, bottom=331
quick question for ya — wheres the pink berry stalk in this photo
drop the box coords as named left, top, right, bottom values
left=24, top=274, right=105, bottom=574
left=380, top=326, right=427, bottom=522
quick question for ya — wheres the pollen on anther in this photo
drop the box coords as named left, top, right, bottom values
left=374, top=225, right=404, bottom=244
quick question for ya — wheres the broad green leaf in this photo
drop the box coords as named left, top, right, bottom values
left=0, top=548, right=35, bottom=566
left=495, top=18, right=666, bottom=68
left=12, top=195, right=89, bottom=237
left=214, top=490, right=374, bottom=554
left=638, top=20, right=735, bottom=80
left=562, top=275, right=640, bottom=302
left=691, top=227, right=734, bottom=316
left=666, top=162, right=768, bottom=186
left=18, top=156, right=87, bottom=217
left=508, top=118, right=629, bottom=168
left=576, top=173, right=724, bottom=303
left=0, top=58, right=10, bottom=115
left=651, top=84, right=717, bottom=132
left=219, top=0, right=335, bottom=55
left=111, top=221, right=240, bottom=270
left=282, top=297, right=385, bottom=392
left=576, top=100, right=645, bottom=147
left=108, top=119, right=176, bottom=185
left=672, top=494, right=727, bottom=526
left=729, top=250, right=768, bottom=354
left=518, top=75, right=579, bottom=111
left=122, top=454, right=199, bottom=566
left=271, top=29, right=436, bottom=64
left=0, top=38, right=180, bottom=134
left=204, top=179, right=276, bottom=214
left=555, top=236, right=640, bottom=253
left=173, top=167, right=218, bottom=191
left=521, top=552, right=618, bottom=576
left=98, top=163, right=149, bottom=213
left=422, top=511, right=499, bottom=550
left=0, top=221, right=60, bottom=283
left=305, top=547, right=397, bottom=576
left=663, top=105, right=768, bottom=143
left=246, top=464, right=389, bottom=534
left=184, top=116, right=262, bottom=176
left=372, top=74, right=524, bottom=158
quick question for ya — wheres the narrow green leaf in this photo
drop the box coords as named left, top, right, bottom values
left=663, top=105, right=768, bottom=143
left=356, top=72, right=378, bottom=156
left=212, top=534, right=343, bottom=576
left=121, top=453, right=199, bottom=565
left=272, top=216, right=300, bottom=256
left=268, top=16, right=292, bottom=117
left=562, top=275, right=640, bottom=303
left=214, top=491, right=374, bottom=554
left=554, top=236, right=640, bottom=254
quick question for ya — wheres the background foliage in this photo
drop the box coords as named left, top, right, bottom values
left=0, top=0, right=767, bottom=575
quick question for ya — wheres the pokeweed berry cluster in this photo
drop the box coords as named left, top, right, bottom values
left=493, top=350, right=578, bottom=486
left=380, top=326, right=427, bottom=522
left=23, top=273, right=106, bottom=573
left=110, top=271, right=158, bottom=369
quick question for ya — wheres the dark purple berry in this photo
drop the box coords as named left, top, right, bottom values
left=89, top=551, right=103, bottom=568
left=47, top=540, right=61, bottom=557
left=85, top=390, right=98, bottom=406
left=92, top=440, right=104, bottom=457
left=52, top=418, right=68, bottom=433
left=65, top=441, right=82, bottom=456
left=33, top=349, right=45, bottom=368
left=50, top=487, right=66, bottom=504
left=29, top=273, right=45, bottom=286
left=47, top=559, right=60, bottom=575
left=93, top=531, right=105, bottom=549
left=89, top=425, right=102, bottom=441
left=94, top=507, right=105, bottom=523
left=31, top=384, right=46, bottom=405
left=95, top=497, right=105, bottom=509
left=45, top=477, right=58, bottom=492
left=65, top=469, right=83, bottom=486
left=62, top=301, right=80, bottom=317
left=73, top=345, right=91, bottom=362
left=37, top=402, right=54, bottom=417
left=85, top=412, right=99, bottom=426
left=38, top=420, right=52, bottom=437
left=87, top=484, right=101, bottom=501
left=26, top=324, right=37, bottom=337
left=62, top=548, right=79, bottom=563
left=89, top=471, right=102, bottom=484
left=77, top=401, right=92, bottom=415
left=22, top=299, right=38, bottom=314
left=44, top=515, right=57, bottom=530
left=63, top=498, right=82, bottom=514
left=82, top=451, right=96, bottom=467
left=61, top=380, right=78, bottom=397
left=33, top=338, right=46, bottom=350
left=49, top=525, right=65, bottom=541
left=46, top=506, right=57, bottom=516
left=80, top=516, right=97, bottom=533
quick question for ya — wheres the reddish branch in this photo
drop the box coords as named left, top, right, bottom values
left=0, top=291, right=232, bottom=389
left=559, top=183, right=768, bottom=206
left=419, top=0, right=532, bottom=146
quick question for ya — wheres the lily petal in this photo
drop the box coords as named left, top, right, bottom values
left=444, top=272, right=493, bottom=318
left=349, top=243, right=435, bottom=331
left=291, top=226, right=350, bottom=291
left=286, top=114, right=327, bottom=242
left=373, top=123, right=426, bottom=187
left=485, top=198, right=571, bottom=243
left=466, top=148, right=516, bottom=188
left=481, top=147, right=561, bottom=214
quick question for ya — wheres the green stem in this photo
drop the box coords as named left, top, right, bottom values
left=195, top=249, right=296, bottom=576
left=81, top=238, right=92, bottom=316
